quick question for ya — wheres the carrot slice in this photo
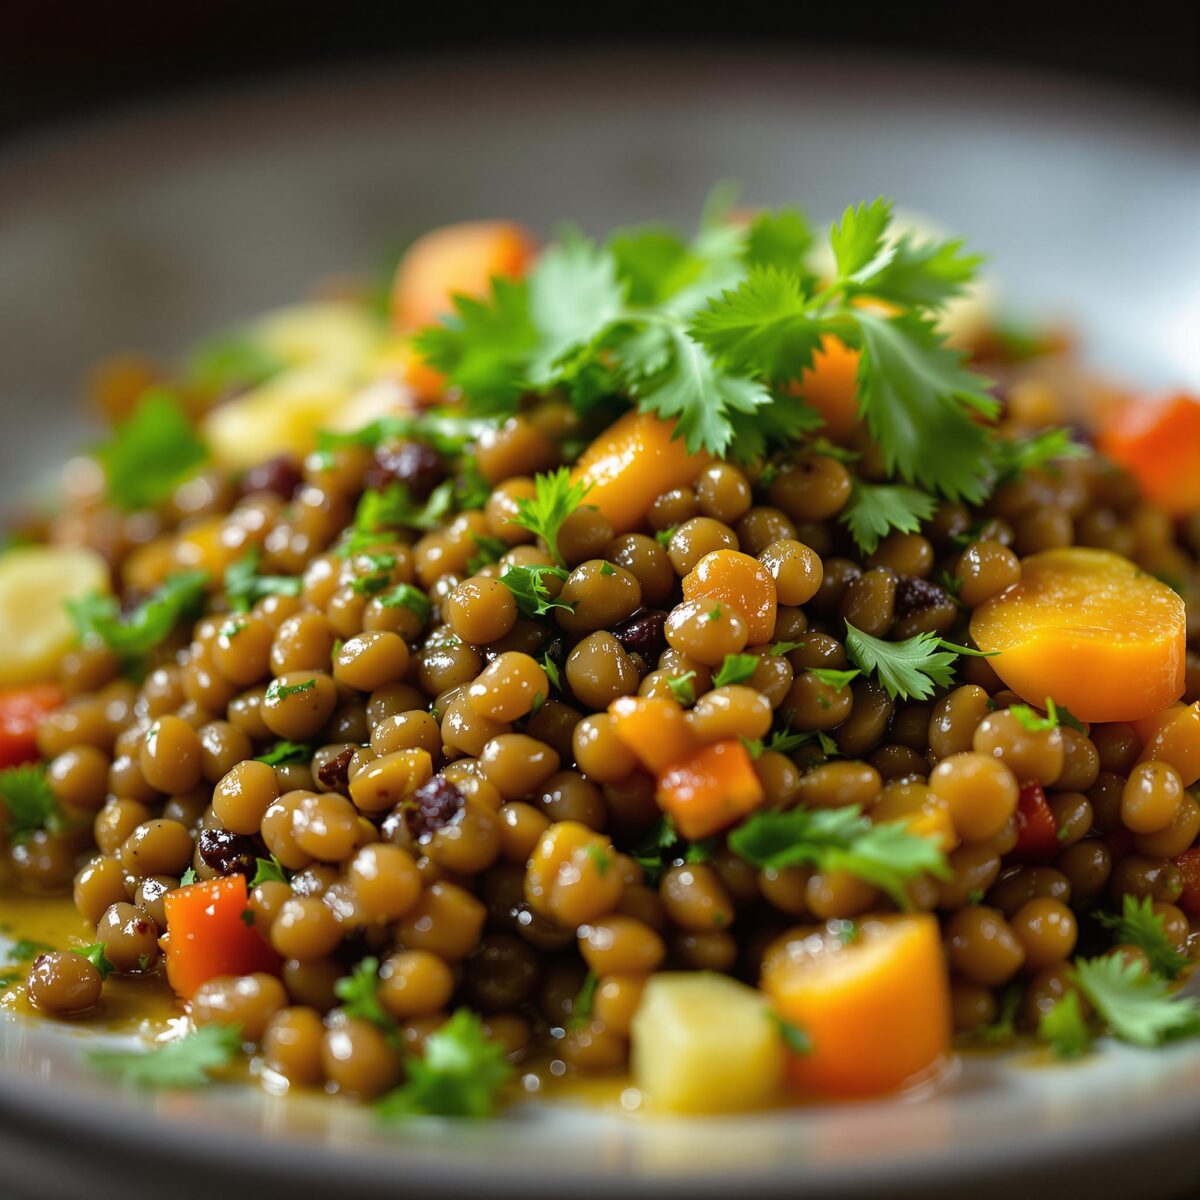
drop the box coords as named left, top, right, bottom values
left=571, top=411, right=710, bottom=535
left=791, top=334, right=862, bottom=443
left=681, top=549, right=777, bottom=644
left=656, top=739, right=764, bottom=840
left=608, top=695, right=697, bottom=776
left=969, top=547, right=1186, bottom=723
left=0, top=684, right=64, bottom=768
left=163, top=875, right=280, bottom=1000
left=391, top=221, right=535, bottom=332
left=1096, top=394, right=1200, bottom=517
left=762, top=914, right=950, bottom=1097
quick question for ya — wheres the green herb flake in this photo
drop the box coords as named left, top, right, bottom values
left=68, top=571, right=209, bottom=661
left=89, top=1024, right=243, bottom=1089
left=499, top=564, right=573, bottom=619
left=512, top=468, right=593, bottom=568
left=1095, top=895, right=1191, bottom=980
left=0, top=766, right=65, bottom=843
left=72, top=943, right=116, bottom=980
left=333, top=956, right=393, bottom=1030
left=250, top=855, right=289, bottom=887
left=667, top=671, right=698, bottom=707
left=844, top=623, right=994, bottom=702
left=1073, top=954, right=1200, bottom=1047
left=770, top=1012, right=812, bottom=1056
left=265, top=678, right=316, bottom=702
left=1038, top=990, right=1091, bottom=1059
left=376, top=583, right=433, bottom=624
left=712, top=653, right=760, bottom=688
left=223, top=549, right=301, bottom=613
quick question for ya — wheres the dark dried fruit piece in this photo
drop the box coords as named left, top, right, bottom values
left=894, top=576, right=948, bottom=619
left=613, top=608, right=668, bottom=659
left=197, top=828, right=258, bottom=878
left=405, top=776, right=466, bottom=841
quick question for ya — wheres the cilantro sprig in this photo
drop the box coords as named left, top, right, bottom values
left=728, top=804, right=949, bottom=907
left=89, top=1024, right=243, bottom=1088
left=712, top=653, right=759, bottom=688
left=415, top=197, right=999, bottom=493
left=377, top=1009, right=513, bottom=1119
left=840, top=481, right=938, bottom=556
left=0, top=766, right=66, bottom=843
left=844, top=623, right=994, bottom=701
left=1073, top=955, right=1200, bottom=1047
left=1095, top=895, right=1191, bottom=980
left=498, top=564, right=572, bottom=618
left=68, top=571, right=209, bottom=661
left=512, top=469, right=592, bottom=568
left=224, top=549, right=301, bottom=613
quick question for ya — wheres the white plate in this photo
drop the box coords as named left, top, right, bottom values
left=0, top=51, right=1198, bottom=1200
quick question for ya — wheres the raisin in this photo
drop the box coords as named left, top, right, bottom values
left=239, top=455, right=303, bottom=501
left=316, top=746, right=354, bottom=793
left=613, top=608, right=668, bottom=659
left=894, top=576, right=948, bottom=619
left=197, top=828, right=257, bottom=878
left=404, top=776, right=466, bottom=840
left=367, top=441, right=445, bottom=499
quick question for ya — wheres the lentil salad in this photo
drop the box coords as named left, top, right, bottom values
left=1, top=197, right=1199, bottom=1115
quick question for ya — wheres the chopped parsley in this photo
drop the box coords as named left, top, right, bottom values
left=1094, top=895, right=1190, bottom=980
left=316, top=411, right=488, bottom=457
left=376, top=1009, right=513, bottom=1119
left=376, top=582, right=433, bottom=624
left=0, top=766, right=65, bottom=843
left=224, top=548, right=301, bottom=613
left=1073, top=954, right=1200, bottom=1047
left=68, top=570, right=209, bottom=660
left=840, top=481, right=938, bottom=556
left=254, top=741, right=313, bottom=767
left=95, top=389, right=208, bottom=511
left=265, top=678, right=316, bottom=702
left=568, top=972, right=600, bottom=1031
left=770, top=1013, right=812, bottom=1056
left=250, top=855, right=289, bottom=886
left=666, top=671, right=698, bottom=706
left=89, top=1024, right=243, bottom=1088
left=807, top=667, right=861, bottom=692
left=712, top=653, right=759, bottom=688
left=333, top=957, right=392, bottom=1030
left=511, top=468, right=592, bottom=568
left=1038, top=991, right=1091, bottom=1059
left=72, top=943, right=116, bottom=979
left=498, top=564, right=572, bottom=618
left=728, top=804, right=949, bottom=907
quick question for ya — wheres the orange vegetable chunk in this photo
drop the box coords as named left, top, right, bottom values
left=762, top=914, right=950, bottom=1098
left=792, top=334, right=861, bottom=443
left=572, top=411, right=710, bottom=534
left=1096, top=394, right=1200, bottom=517
left=0, top=684, right=63, bottom=768
left=969, top=547, right=1186, bottom=723
left=163, top=875, right=280, bottom=1000
left=656, top=739, right=764, bottom=840
left=681, top=549, right=777, bottom=644
left=1138, top=701, right=1200, bottom=787
left=608, top=695, right=697, bottom=776
left=391, top=220, right=535, bottom=332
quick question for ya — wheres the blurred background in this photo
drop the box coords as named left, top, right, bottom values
left=1, top=2, right=1197, bottom=494
left=3, top=1, right=1197, bottom=139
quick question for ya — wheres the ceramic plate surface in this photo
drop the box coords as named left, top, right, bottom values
left=0, top=50, right=1198, bottom=1200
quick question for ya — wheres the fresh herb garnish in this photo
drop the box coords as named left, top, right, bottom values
left=68, top=571, right=209, bottom=660
left=179, top=867, right=197, bottom=886
left=89, top=1024, right=243, bottom=1089
left=728, top=804, right=949, bottom=907
left=807, top=667, right=861, bottom=692
left=224, top=548, right=301, bottom=613
left=376, top=1009, right=513, bottom=1119
left=254, top=741, right=312, bottom=767
left=186, top=333, right=285, bottom=396
left=840, top=482, right=938, bottom=556
left=0, top=766, right=65, bottom=843
left=250, top=855, right=289, bottom=886
left=498, top=564, right=572, bottom=618
left=770, top=1012, right=812, bottom=1055
left=1073, top=954, right=1200, bottom=1047
left=265, top=678, right=316, bottom=702
left=539, top=653, right=562, bottom=693
left=511, top=469, right=592, bottom=568
left=975, top=984, right=1023, bottom=1045
left=316, top=411, right=488, bottom=457
left=73, top=943, right=116, bottom=979
left=349, top=479, right=455, bottom=547
left=666, top=671, right=698, bottom=706
left=990, top=428, right=1089, bottom=485
left=376, top=583, right=433, bottom=624
left=1038, top=991, right=1091, bottom=1059
left=1094, top=895, right=1191, bottom=980
left=844, top=623, right=994, bottom=701
left=568, top=972, right=600, bottom=1032
left=712, top=653, right=759, bottom=688
left=95, top=390, right=208, bottom=511
left=333, top=957, right=392, bottom=1030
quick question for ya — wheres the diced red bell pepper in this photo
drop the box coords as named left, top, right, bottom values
left=1013, top=781, right=1059, bottom=861
left=0, top=684, right=64, bottom=769
left=1174, top=848, right=1200, bottom=917
left=162, top=875, right=280, bottom=1000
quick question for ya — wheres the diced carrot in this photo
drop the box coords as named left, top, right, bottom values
left=0, top=684, right=64, bottom=769
left=1174, top=848, right=1200, bottom=917
left=391, top=220, right=535, bottom=332
left=763, top=914, right=951, bottom=1098
left=1096, top=394, right=1200, bottom=517
left=608, top=695, right=697, bottom=776
left=1012, top=781, right=1059, bottom=861
left=163, top=875, right=280, bottom=1000
left=681, top=549, right=777, bottom=644
left=1137, top=701, right=1200, bottom=787
left=969, top=547, right=1186, bottom=723
left=655, top=739, right=764, bottom=840
left=791, top=334, right=862, bottom=443
left=571, top=411, right=711, bottom=535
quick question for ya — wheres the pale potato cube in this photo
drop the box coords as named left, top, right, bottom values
left=0, top=546, right=110, bottom=685
left=631, top=972, right=784, bottom=1114
left=252, top=302, right=383, bottom=373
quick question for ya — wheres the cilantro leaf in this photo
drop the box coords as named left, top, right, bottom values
left=179, top=867, right=197, bottom=886
left=974, top=984, right=1023, bottom=1045
left=849, top=311, right=998, bottom=504
left=498, top=564, right=572, bottom=619
left=316, top=411, right=488, bottom=458
left=771, top=1013, right=812, bottom=1056
left=1038, top=990, right=1091, bottom=1059
left=808, top=667, right=860, bottom=691
left=333, top=956, right=392, bottom=1030
left=250, top=855, right=289, bottom=886
left=223, top=549, right=301, bottom=614
left=728, top=804, right=949, bottom=907
left=840, top=481, right=938, bottom=556
left=376, top=1009, right=513, bottom=1119
left=73, top=943, right=116, bottom=980
left=629, top=816, right=680, bottom=884
left=95, top=390, right=208, bottom=511
left=1010, top=700, right=1061, bottom=733
left=689, top=267, right=825, bottom=381
left=351, top=479, right=454, bottom=543
left=845, top=233, right=983, bottom=311
left=512, top=469, right=592, bottom=568
left=829, top=198, right=894, bottom=282
left=712, top=653, right=759, bottom=689
left=254, top=741, right=312, bottom=767
left=186, top=333, right=285, bottom=396
left=1073, top=954, right=1200, bottom=1047
left=744, top=209, right=814, bottom=272
left=0, top=766, right=65, bottom=843
left=376, top=582, right=433, bottom=624
left=89, top=1024, right=243, bottom=1088
left=265, top=678, right=315, bottom=702
left=68, top=571, right=209, bottom=659
left=1095, top=895, right=1191, bottom=980
left=666, top=671, right=697, bottom=706
left=990, top=428, right=1090, bottom=485
left=844, top=624, right=992, bottom=702
left=568, top=971, right=600, bottom=1031
left=539, top=652, right=562, bottom=693
left=632, top=328, right=773, bottom=460
left=412, top=277, right=537, bottom=413
left=609, top=227, right=705, bottom=306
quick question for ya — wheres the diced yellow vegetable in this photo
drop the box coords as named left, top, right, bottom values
left=0, top=547, right=110, bottom=685
left=252, top=302, right=383, bottom=373
left=202, top=363, right=357, bottom=468
left=630, top=972, right=784, bottom=1113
